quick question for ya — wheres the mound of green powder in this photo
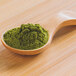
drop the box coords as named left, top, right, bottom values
left=3, top=24, right=48, bottom=50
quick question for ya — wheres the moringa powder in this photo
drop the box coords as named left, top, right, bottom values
left=3, top=24, right=48, bottom=50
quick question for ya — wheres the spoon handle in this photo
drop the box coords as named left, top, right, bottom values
left=57, top=10, right=76, bottom=27
left=49, top=10, right=76, bottom=36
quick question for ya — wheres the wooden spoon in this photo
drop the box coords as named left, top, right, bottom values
left=1, top=10, right=76, bottom=55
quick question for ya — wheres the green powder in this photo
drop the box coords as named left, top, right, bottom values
left=3, top=23, right=48, bottom=50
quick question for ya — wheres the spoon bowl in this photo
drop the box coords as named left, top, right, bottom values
left=1, top=10, right=76, bottom=55
left=1, top=34, right=50, bottom=55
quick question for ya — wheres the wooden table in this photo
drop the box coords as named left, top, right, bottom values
left=0, top=0, right=76, bottom=76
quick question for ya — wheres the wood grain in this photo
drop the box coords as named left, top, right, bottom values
left=0, top=0, right=76, bottom=76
